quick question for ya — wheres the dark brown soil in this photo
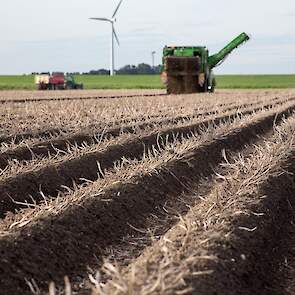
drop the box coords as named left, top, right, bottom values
left=0, top=128, right=65, bottom=145
left=0, top=98, right=264, bottom=168
left=0, top=106, right=290, bottom=294
left=185, top=154, right=295, bottom=295
left=0, top=95, right=291, bottom=149
left=0, top=94, right=290, bottom=165
left=0, top=101, right=290, bottom=218
left=0, top=93, right=167, bottom=104
left=0, top=107, right=245, bottom=216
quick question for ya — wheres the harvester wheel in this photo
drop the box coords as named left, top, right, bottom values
left=209, top=79, right=216, bottom=93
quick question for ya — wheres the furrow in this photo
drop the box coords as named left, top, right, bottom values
left=0, top=105, right=236, bottom=168
left=0, top=96, right=265, bottom=159
left=0, top=99, right=275, bottom=169
left=97, top=113, right=295, bottom=295
left=0, top=101, right=290, bottom=218
left=205, top=152, right=295, bottom=295
left=0, top=128, right=66, bottom=145
left=0, top=104, right=292, bottom=294
left=0, top=92, right=168, bottom=104
left=0, top=94, right=289, bottom=146
left=0, top=94, right=291, bottom=168
left=0, top=106, right=220, bottom=146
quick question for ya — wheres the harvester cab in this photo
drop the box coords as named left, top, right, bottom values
left=161, top=32, right=250, bottom=94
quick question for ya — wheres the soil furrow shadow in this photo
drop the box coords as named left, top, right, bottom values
left=0, top=95, right=289, bottom=152
left=0, top=128, right=66, bottom=145
left=0, top=99, right=260, bottom=167
left=0, top=102, right=289, bottom=218
left=0, top=93, right=167, bottom=104
left=188, top=153, right=295, bottom=295
left=0, top=106, right=293, bottom=294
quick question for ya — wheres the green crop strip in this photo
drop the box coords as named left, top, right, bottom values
left=0, top=74, right=294, bottom=90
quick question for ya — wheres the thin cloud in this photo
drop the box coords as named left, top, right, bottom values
left=0, top=0, right=295, bottom=74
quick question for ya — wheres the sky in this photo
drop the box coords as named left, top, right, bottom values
left=0, top=0, right=294, bottom=75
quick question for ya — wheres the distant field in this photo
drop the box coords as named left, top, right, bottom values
left=0, top=74, right=294, bottom=90
left=217, top=75, right=295, bottom=89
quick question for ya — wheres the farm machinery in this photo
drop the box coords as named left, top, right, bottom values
left=161, top=32, right=250, bottom=94
left=35, top=72, right=84, bottom=90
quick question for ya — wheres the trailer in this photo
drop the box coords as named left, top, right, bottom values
left=35, top=73, right=84, bottom=90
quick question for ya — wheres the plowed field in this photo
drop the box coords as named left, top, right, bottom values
left=1, top=89, right=295, bottom=295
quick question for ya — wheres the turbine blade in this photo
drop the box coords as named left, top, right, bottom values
left=112, top=0, right=123, bottom=18
left=89, top=17, right=111, bottom=22
left=113, top=27, right=120, bottom=45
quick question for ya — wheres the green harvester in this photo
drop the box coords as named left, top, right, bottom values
left=161, top=32, right=250, bottom=94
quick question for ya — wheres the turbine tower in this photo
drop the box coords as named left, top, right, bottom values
left=90, top=0, right=124, bottom=76
left=152, top=51, right=156, bottom=69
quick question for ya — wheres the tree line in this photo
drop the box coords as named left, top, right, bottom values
left=32, top=63, right=162, bottom=76
left=83, top=63, right=162, bottom=75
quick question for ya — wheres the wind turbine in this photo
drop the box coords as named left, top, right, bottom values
left=90, top=0, right=124, bottom=76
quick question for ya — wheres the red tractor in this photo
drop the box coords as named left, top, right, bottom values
left=49, top=72, right=65, bottom=90
left=35, top=72, right=84, bottom=90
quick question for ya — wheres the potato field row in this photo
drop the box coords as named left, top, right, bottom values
left=0, top=90, right=295, bottom=294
